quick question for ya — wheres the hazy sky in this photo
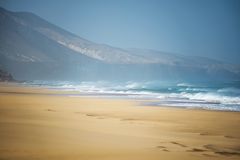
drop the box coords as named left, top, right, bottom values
left=0, top=0, right=240, bottom=64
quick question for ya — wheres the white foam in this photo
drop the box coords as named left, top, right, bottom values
left=177, top=83, right=194, bottom=87
left=23, top=80, right=240, bottom=111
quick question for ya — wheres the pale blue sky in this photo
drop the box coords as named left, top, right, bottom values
left=0, top=0, right=240, bottom=64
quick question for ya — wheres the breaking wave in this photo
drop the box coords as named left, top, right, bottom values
left=23, top=80, right=240, bottom=111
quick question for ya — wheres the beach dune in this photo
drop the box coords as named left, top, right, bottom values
left=0, top=84, right=239, bottom=160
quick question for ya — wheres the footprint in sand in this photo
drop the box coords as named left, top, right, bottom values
left=86, top=114, right=97, bottom=117
left=74, top=112, right=105, bottom=119
left=46, top=109, right=56, bottom=112
left=187, top=148, right=207, bottom=152
left=170, top=141, right=187, bottom=147
left=85, top=113, right=106, bottom=119
left=224, top=135, right=236, bottom=139
left=199, top=132, right=210, bottom=136
left=156, top=146, right=170, bottom=152
left=204, top=144, right=240, bottom=156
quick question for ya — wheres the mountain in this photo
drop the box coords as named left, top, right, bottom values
left=0, top=7, right=239, bottom=82
left=0, top=69, right=14, bottom=82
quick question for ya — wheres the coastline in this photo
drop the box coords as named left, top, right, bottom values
left=0, top=82, right=240, bottom=160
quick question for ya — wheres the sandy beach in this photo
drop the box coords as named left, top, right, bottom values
left=0, top=83, right=239, bottom=160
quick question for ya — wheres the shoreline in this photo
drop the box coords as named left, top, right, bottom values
left=0, top=82, right=239, bottom=113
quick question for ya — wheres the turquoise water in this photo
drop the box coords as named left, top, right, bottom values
left=23, top=80, right=240, bottom=111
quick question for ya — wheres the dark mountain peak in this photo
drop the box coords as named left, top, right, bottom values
left=0, top=69, right=14, bottom=82
left=0, top=6, right=8, bottom=12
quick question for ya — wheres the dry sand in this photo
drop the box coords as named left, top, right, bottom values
left=0, top=83, right=239, bottom=160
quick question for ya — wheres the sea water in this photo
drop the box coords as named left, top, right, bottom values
left=22, top=80, right=240, bottom=111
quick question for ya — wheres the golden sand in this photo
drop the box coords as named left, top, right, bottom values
left=0, top=83, right=239, bottom=160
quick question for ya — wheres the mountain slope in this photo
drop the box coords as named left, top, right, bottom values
left=0, top=7, right=239, bottom=81
left=1, top=7, right=152, bottom=64
left=0, top=7, right=105, bottom=80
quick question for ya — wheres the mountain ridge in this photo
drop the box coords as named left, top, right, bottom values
left=0, top=7, right=239, bottom=81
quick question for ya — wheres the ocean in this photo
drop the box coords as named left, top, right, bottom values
left=22, top=80, right=240, bottom=111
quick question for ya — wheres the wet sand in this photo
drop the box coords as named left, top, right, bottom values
left=0, top=83, right=240, bottom=160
